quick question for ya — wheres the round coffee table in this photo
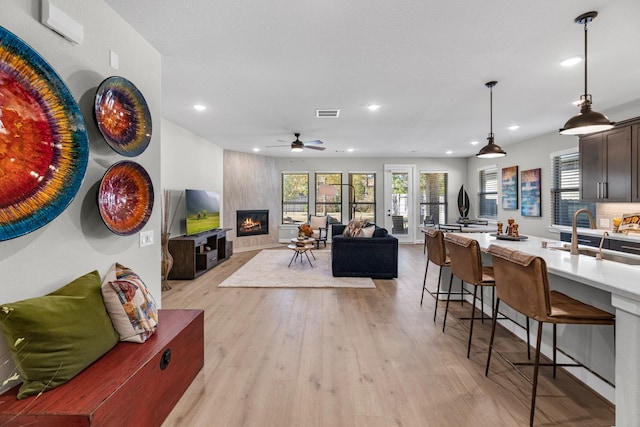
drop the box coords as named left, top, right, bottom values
left=288, top=238, right=316, bottom=267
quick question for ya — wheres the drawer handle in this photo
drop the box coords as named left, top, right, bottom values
left=160, top=348, right=172, bottom=370
left=620, top=245, right=640, bottom=252
left=577, top=239, right=592, bottom=244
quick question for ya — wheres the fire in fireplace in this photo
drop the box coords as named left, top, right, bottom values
left=237, top=210, right=269, bottom=237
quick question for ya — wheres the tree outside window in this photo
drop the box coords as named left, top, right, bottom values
left=282, top=173, right=308, bottom=223
left=349, top=172, right=376, bottom=223
left=420, top=172, right=448, bottom=225
left=315, top=173, right=342, bottom=223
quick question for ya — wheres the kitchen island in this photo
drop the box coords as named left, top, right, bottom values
left=448, top=232, right=639, bottom=427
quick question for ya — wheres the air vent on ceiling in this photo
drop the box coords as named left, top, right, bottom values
left=316, top=109, right=340, bottom=118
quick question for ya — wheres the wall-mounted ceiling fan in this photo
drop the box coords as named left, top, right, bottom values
left=267, top=133, right=325, bottom=152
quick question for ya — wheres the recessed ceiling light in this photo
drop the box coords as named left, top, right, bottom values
left=508, top=125, right=520, bottom=131
left=367, top=104, right=381, bottom=111
left=470, top=140, right=479, bottom=145
left=560, top=56, right=583, bottom=67
left=193, top=104, right=206, bottom=111
left=446, top=150, right=453, bottom=155
left=252, top=148, right=260, bottom=152
left=347, top=148, right=354, bottom=152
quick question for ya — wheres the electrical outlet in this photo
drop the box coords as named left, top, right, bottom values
left=599, top=218, right=610, bottom=228
left=140, top=230, right=154, bottom=247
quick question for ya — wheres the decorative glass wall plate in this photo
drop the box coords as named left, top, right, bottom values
left=0, top=27, right=89, bottom=241
left=94, top=76, right=152, bottom=157
left=98, top=161, right=154, bottom=236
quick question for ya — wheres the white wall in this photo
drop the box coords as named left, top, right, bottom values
left=0, top=0, right=161, bottom=389
left=161, top=119, right=224, bottom=237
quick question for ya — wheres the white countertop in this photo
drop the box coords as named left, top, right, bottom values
left=450, top=232, right=640, bottom=302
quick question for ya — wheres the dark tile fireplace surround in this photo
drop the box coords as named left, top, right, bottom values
left=236, top=210, right=269, bottom=237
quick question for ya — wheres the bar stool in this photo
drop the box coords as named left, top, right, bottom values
left=443, top=234, right=496, bottom=358
left=421, top=228, right=453, bottom=323
left=485, top=245, right=615, bottom=427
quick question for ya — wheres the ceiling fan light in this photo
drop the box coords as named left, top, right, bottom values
left=291, top=146, right=303, bottom=152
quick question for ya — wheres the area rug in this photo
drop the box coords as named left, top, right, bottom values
left=218, top=249, right=375, bottom=288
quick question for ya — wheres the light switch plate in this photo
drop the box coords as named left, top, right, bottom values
left=599, top=218, right=610, bottom=228
left=140, top=230, right=154, bottom=247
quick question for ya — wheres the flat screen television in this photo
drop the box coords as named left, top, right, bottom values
left=185, top=189, right=221, bottom=236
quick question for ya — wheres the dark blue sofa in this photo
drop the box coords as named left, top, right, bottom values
left=330, top=224, right=398, bottom=279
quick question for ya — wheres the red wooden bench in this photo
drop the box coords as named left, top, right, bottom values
left=0, top=309, right=204, bottom=426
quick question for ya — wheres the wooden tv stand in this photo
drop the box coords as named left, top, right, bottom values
left=168, top=228, right=233, bottom=279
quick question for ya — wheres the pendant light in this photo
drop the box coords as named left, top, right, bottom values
left=560, top=11, right=614, bottom=135
left=477, top=81, right=506, bottom=158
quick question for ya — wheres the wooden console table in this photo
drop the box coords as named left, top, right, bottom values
left=168, top=228, right=233, bottom=279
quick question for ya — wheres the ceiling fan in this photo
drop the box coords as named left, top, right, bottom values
left=267, top=133, right=325, bottom=152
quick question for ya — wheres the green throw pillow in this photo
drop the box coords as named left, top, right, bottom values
left=0, top=270, right=119, bottom=399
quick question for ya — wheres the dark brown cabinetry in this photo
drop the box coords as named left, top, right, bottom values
left=168, top=228, right=232, bottom=279
left=580, top=125, right=632, bottom=202
left=632, top=123, right=640, bottom=201
left=559, top=232, right=608, bottom=249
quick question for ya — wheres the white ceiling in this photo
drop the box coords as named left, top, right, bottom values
left=104, top=0, right=640, bottom=158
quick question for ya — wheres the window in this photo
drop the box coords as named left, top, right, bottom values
left=478, top=167, right=498, bottom=219
left=551, top=151, right=595, bottom=227
left=282, top=172, right=309, bottom=224
left=315, top=172, right=342, bottom=223
left=349, top=172, right=376, bottom=223
left=419, top=172, right=448, bottom=225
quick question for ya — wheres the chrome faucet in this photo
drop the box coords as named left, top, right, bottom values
left=571, top=208, right=596, bottom=255
left=596, top=231, right=609, bottom=261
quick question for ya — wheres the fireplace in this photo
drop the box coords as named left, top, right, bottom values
left=236, top=210, right=269, bottom=237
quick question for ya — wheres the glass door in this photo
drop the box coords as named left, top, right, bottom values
left=384, top=165, right=415, bottom=243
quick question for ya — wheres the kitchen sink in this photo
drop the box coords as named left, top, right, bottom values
left=551, top=246, right=640, bottom=265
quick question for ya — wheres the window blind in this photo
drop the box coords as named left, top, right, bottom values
left=550, top=152, right=595, bottom=227
left=478, top=167, right=498, bottom=219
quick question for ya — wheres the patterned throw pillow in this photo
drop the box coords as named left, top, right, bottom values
left=343, top=220, right=366, bottom=237
left=101, top=263, right=158, bottom=343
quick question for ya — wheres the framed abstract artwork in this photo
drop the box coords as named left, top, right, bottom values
left=501, top=166, right=518, bottom=210
left=521, top=168, right=541, bottom=217
left=0, top=27, right=89, bottom=241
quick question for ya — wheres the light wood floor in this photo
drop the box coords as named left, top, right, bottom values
left=161, top=244, right=614, bottom=427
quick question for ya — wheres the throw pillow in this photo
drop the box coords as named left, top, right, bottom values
left=343, top=220, right=365, bottom=237
left=359, top=224, right=376, bottom=238
left=102, top=263, right=158, bottom=343
left=0, top=270, right=119, bottom=399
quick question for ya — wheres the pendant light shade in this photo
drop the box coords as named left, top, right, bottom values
left=477, top=81, right=506, bottom=158
left=560, top=11, right=614, bottom=135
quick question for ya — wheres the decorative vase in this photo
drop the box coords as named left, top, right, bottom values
left=161, top=233, right=173, bottom=291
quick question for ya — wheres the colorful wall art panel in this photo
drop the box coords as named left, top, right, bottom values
left=94, top=76, right=152, bottom=157
left=501, top=165, right=518, bottom=210
left=98, top=161, right=154, bottom=235
left=521, top=168, right=541, bottom=217
left=0, top=27, right=89, bottom=241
